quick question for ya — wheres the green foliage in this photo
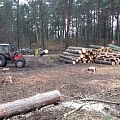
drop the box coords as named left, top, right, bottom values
left=0, top=0, right=120, bottom=48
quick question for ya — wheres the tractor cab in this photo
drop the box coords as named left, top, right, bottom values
left=0, top=44, right=10, bottom=53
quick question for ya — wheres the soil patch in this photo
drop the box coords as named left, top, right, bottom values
left=0, top=55, right=120, bottom=120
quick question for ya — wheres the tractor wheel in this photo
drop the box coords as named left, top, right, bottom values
left=15, top=58, right=26, bottom=68
left=0, top=55, right=7, bottom=67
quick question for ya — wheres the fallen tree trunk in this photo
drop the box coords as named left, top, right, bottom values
left=59, top=54, right=79, bottom=62
left=94, top=59, right=115, bottom=65
left=68, top=47, right=86, bottom=53
left=63, top=52, right=80, bottom=57
left=0, top=90, right=61, bottom=119
left=88, top=66, right=96, bottom=72
left=90, top=45, right=104, bottom=49
left=59, top=58, right=76, bottom=64
left=65, top=49, right=82, bottom=54
left=108, top=44, right=120, bottom=51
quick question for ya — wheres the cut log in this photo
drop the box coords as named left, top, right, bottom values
left=59, top=54, right=79, bottom=62
left=2, top=68, right=10, bottom=72
left=81, top=58, right=87, bottom=63
left=90, top=45, right=104, bottom=49
left=94, top=59, right=115, bottom=65
left=0, top=90, right=61, bottom=119
left=59, top=58, right=76, bottom=64
left=108, top=44, right=120, bottom=51
left=85, top=48, right=93, bottom=53
left=68, top=46, right=86, bottom=53
left=88, top=66, right=96, bottom=72
left=65, top=49, right=82, bottom=54
left=63, top=52, right=80, bottom=57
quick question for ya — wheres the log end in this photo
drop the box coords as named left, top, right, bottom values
left=88, top=66, right=96, bottom=72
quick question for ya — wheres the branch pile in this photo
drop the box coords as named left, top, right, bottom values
left=59, top=44, right=120, bottom=65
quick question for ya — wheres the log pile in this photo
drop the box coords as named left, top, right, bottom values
left=95, top=52, right=120, bottom=65
left=91, top=44, right=120, bottom=65
left=59, top=44, right=120, bottom=65
left=59, top=46, right=97, bottom=64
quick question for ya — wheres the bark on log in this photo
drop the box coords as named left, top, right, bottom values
left=65, top=49, right=82, bottom=54
left=108, top=44, right=120, bottom=51
left=63, top=52, right=80, bottom=57
left=94, top=59, right=115, bottom=65
left=90, top=45, right=104, bottom=49
left=59, top=58, right=76, bottom=64
left=68, top=47, right=86, bottom=53
left=0, top=90, right=61, bottom=119
left=85, top=48, right=93, bottom=53
left=59, top=54, right=79, bottom=62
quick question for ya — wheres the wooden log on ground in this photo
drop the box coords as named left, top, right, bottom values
left=108, top=44, right=120, bottom=51
left=59, top=54, right=79, bottom=62
left=85, top=48, right=93, bottom=53
left=0, top=90, right=61, bottom=119
left=59, top=58, right=76, bottom=64
left=63, top=52, right=80, bottom=57
left=88, top=66, right=96, bottom=72
left=94, top=59, right=115, bottom=65
left=68, top=47, right=86, bottom=53
left=81, top=58, right=87, bottom=63
left=65, top=49, right=82, bottom=54
left=2, top=68, right=10, bottom=72
left=90, top=45, right=104, bottom=49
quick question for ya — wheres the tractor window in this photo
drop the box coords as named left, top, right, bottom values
left=2, top=46, right=9, bottom=53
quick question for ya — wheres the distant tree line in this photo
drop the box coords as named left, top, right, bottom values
left=0, top=0, right=120, bottom=49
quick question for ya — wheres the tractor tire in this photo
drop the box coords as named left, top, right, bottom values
left=0, top=55, right=7, bottom=67
left=15, top=58, right=26, bottom=68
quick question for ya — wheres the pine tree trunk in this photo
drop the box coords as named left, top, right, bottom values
left=0, top=90, right=61, bottom=119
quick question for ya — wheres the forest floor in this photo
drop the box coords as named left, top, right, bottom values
left=0, top=55, right=120, bottom=120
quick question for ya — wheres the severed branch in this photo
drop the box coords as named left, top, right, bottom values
left=79, top=98, right=120, bottom=105
left=64, top=103, right=89, bottom=118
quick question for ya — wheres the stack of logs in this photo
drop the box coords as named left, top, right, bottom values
left=59, top=46, right=96, bottom=64
left=95, top=52, right=120, bottom=65
left=59, top=44, right=120, bottom=65
left=95, top=44, right=120, bottom=65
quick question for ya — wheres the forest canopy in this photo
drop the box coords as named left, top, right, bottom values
left=0, top=0, right=120, bottom=49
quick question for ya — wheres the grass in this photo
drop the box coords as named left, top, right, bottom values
left=48, top=56, right=59, bottom=62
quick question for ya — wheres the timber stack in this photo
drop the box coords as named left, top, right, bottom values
left=95, top=52, right=120, bottom=65
left=59, top=46, right=97, bottom=64
left=92, top=44, right=120, bottom=65
left=59, top=44, right=120, bottom=65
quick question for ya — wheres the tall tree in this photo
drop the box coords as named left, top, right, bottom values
left=65, top=0, right=73, bottom=48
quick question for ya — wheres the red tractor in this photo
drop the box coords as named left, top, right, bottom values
left=0, top=44, right=34, bottom=68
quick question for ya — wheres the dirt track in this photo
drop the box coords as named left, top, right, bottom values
left=0, top=55, right=120, bottom=120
